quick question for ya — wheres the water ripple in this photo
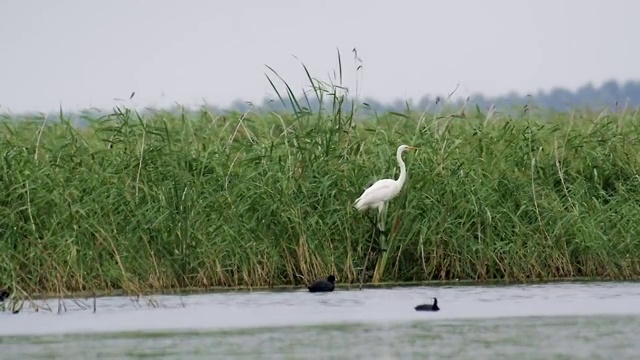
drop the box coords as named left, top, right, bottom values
left=0, top=282, right=640, bottom=359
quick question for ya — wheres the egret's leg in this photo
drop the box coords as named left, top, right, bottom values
left=375, top=204, right=382, bottom=232
left=382, top=202, right=389, bottom=225
left=377, top=203, right=389, bottom=234
left=361, top=210, right=384, bottom=265
left=369, top=206, right=383, bottom=240
left=376, top=203, right=388, bottom=252
left=365, top=212, right=378, bottom=228
left=360, top=204, right=387, bottom=251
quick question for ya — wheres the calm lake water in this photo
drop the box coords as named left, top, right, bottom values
left=1, top=281, right=640, bottom=359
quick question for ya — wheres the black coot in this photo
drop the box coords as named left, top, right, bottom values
left=414, top=297, right=439, bottom=311
left=0, top=287, right=11, bottom=302
left=307, top=275, right=336, bottom=293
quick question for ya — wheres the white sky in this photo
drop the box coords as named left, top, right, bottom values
left=1, top=0, right=638, bottom=113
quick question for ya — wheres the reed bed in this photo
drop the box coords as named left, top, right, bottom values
left=1, top=68, right=640, bottom=299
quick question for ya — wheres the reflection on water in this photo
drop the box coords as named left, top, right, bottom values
left=1, top=281, right=640, bottom=359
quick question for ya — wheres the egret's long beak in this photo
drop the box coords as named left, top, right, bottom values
left=408, top=146, right=418, bottom=150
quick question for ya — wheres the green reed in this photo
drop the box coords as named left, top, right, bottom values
left=1, top=62, right=640, bottom=299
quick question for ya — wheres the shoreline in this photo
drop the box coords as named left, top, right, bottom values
left=10, top=276, right=640, bottom=301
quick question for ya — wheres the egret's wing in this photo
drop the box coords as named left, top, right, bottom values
left=360, top=178, right=396, bottom=195
left=355, top=178, right=396, bottom=206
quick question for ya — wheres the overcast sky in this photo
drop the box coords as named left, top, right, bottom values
left=1, top=0, right=638, bottom=113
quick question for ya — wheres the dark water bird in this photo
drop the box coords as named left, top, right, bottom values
left=307, top=275, right=336, bottom=293
left=0, top=287, right=11, bottom=302
left=414, top=297, right=439, bottom=311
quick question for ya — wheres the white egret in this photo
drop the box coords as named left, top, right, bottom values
left=354, top=144, right=417, bottom=288
left=353, top=144, right=418, bottom=218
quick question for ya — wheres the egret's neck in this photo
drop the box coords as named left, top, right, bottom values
left=396, top=149, right=407, bottom=185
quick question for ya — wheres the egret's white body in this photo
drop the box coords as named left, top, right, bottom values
left=354, top=144, right=417, bottom=214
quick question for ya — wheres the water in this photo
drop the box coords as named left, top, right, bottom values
left=1, top=281, right=640, bottom=359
